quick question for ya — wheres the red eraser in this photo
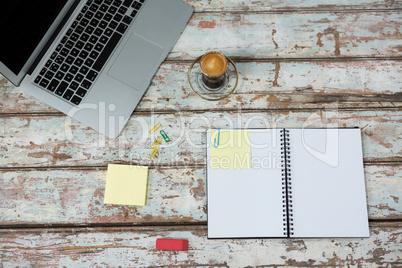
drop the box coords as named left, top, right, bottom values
left=156, top=239, right=188, bottom=251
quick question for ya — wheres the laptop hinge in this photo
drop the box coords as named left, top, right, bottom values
left=28, top=0, right=81, bottom=75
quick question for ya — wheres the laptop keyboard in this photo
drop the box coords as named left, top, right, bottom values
left=34, top=0, right=145, bottom=106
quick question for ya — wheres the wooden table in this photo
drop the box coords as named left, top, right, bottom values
left=1, top=0, right=401, bottom=266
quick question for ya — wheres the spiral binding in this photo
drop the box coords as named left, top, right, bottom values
left=280, top=129, right=293, bottom=237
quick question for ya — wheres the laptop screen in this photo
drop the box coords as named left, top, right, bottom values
left=0, top=0, right=68, bottom=75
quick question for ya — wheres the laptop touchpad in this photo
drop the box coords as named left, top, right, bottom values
left=108, top=33, right=164, bottom=90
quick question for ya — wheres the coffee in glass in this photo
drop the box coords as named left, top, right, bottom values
left=200, top=51, right=228, bottom=90
left=188, top=51, right=239, bottom=101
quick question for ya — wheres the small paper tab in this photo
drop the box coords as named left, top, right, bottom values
left=210, top=130, right=251, bottom=169
left=104, top=164, right=149, bottom=206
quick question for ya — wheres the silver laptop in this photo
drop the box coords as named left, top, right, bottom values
left=0, top=0, right=193, bottom=138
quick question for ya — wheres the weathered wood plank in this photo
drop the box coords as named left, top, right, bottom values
left=0, top=111, right=400, bottom=167
left=0, top=12, right=399, bottom=89
left=171, top=12, right=402, bottom=60
left=0, top=164, right=399, bottom=226
left=366, top=165, right=402, bottom=220
left=185, top=0, right=402, bottom=12
left=0, top=223, right=400, bottom=267
left=1, top=61, right=401, bottom=114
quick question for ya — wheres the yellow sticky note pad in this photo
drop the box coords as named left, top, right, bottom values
left=104, top=164, right=149, bottom=206
left=210, top=130, right=251, bottom=169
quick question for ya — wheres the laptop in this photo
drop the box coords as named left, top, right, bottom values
left=0, top=0, right=193, bottom=138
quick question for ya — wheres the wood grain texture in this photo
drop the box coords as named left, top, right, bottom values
left=0, top=223, right=400, bottom=267
left=0, top=164, right=400, bottom=226
left=171, top=12, right=402, bottom=60
left=0, top=168, right=206, bottom=226
left=185, top=0, right=402, bottom=12
left=0, top=111, right=400, bottom=168
left=1, top=61, right=401, bottom=114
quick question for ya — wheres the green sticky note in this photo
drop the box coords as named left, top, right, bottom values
left=104, top=164, right=149, bottom=206
left=210, top=130, right=251, bottom=169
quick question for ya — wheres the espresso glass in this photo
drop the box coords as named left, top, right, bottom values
left=188, top=51, right=239, bottom=101
left=200, top=52, right=228, bottom=91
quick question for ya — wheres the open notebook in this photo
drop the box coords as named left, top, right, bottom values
left=207, top=128, right=369, bottom=239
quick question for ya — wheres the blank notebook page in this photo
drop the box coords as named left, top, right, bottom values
left=288, top=129, right=369, bottom=237
left=207, top=129, right=285, bottom=238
